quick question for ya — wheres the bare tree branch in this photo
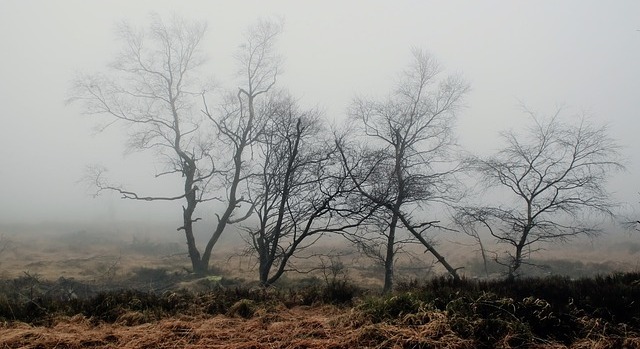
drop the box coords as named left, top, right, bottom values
left=462, top=108, right=624, bottom=280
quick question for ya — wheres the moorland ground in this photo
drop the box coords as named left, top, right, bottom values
left=1, top=223, right=640, bottom=348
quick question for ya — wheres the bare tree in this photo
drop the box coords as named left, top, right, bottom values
left=69, top=15, right=216, bottom=274
left=71, top=16, right=285, bottom=275
left=241, top=92, right=373, bottom=286
left=462, top=109, right=624, bottom=280
left=337, top=49, right=469, bottom=292
left=199, top=18, right=284, bottom=274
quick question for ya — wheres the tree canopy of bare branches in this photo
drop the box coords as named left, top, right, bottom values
left=459, top=109, right=624, bottom=280
left=68, top=14, right=216, bottom=274
left=337, top=49, right=469, bottom=292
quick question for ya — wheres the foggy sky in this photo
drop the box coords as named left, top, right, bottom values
left=1, top=1, right=639, bottom=226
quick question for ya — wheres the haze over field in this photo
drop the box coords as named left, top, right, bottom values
left=0, top=0, right=638, bottom=232
left=4, top=5, right=640, bottom=346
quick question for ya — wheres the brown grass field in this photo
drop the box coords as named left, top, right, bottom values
left=1, top=222, right=640, bottom=348
left=2, top=302, right=640, bottom=348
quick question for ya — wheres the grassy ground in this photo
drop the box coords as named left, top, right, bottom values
left=2, top=273, right=640, bottom=348
left=2, top=225, right=640, bottom=348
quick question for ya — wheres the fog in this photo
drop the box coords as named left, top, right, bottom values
left=1, top=0, right=639, bottom=232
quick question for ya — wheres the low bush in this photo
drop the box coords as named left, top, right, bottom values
left=322, top=279, right=361, bottom=305
left=357, top=292, right=427, bottom=323
left=350, top=273, right=640, bottom=346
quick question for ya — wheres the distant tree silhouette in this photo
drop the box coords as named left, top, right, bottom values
left=459, top=108, right=624, bottom=280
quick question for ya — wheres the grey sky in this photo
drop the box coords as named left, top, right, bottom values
left=0, top=1, right=638, bottom=224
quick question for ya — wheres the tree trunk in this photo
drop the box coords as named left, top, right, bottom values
left=397, top=213, right=460, bottom=281
left=510, top=217, right=532, bottom=281
left=383, top=214, right=399, bottom=293
left=259, top=253, right=270, bottom=286
left=182, top=187, right=209, bottom=275
left=510, top=241, right=525, bottom=281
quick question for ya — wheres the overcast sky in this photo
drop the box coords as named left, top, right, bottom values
left=1, top=1, right=639, bottom=226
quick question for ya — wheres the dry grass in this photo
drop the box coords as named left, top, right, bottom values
left=2, top=223, right=638, bottom=284
left=3, top=224, right=640, bottom=348
left=0, top=306, right=472, bottom=349
left=0, top=306, right=342, bottom=349
left=0, top=232, right=196, bottom=281
left=2, top=306, right=639, bottom=349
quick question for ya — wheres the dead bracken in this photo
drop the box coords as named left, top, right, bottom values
left=2, top=273, right=640, bottom=348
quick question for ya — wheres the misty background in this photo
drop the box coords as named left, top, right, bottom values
left=0, top=1, right=638, bottom=243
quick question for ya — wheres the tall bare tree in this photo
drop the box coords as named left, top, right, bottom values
left=71, top=16, right=286, bottom=275
left=200, top=18, right=284, bottom=273
left=69, top=14, right=216, bottom=274
left=338, top=49, right=469, bottom=292
left=461, top=109, right=624, bottom=280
